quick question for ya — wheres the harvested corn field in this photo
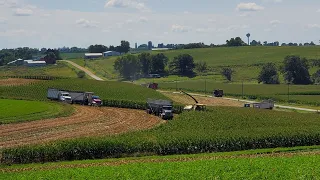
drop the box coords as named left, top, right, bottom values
left=0, top=106, right=163, bottom=149
left=161, top=91, right=243, bottom=107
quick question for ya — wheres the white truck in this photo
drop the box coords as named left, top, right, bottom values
left=47, top=88, right=72, bottom=103
left=252, top=99, right=274, bottom=110
left=146, top=99, right=174, bottom=120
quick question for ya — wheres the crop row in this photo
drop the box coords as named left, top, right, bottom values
left=0, top=78, right=168, bottom=103
left=3, top=107, right=320, bottom=164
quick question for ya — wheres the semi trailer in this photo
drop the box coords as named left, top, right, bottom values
left=47, top=88, right=72, bottom=103
left=47, top=89, right=102, bottom=106
left=146, top=99, right=173, bottom=120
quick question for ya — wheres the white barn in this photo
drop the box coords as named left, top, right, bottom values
left=103, top=51, right=120, bottom=57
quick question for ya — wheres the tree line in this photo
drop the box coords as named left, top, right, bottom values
left=258, top=55, right=320, bottom=85
left=88, top=41, right=130, bottom=54
left=114, top=53, right=200, bottom=80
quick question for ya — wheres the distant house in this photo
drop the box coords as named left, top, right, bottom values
left=85, top=53, right=103, bottom=59
left=103, top=51, right=120, bottom=57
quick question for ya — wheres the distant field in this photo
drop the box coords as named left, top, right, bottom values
left=156, top=80, right=320, bottom=105
left=0, top=99, right=73, bottom=124
left=2, top=149, right=320, bottom=179
left=61, top=53, right=84, bottom=60
left=0, top=62, right=77, bottom=78
left=0, top=79, right=169, bottom=103
left=69, top=46, right=320, bottom=82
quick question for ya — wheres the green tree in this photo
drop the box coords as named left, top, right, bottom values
left=195, top=61, right=208, bottom=74
left=120, top=40, right=130, bottom=53
left=151, top=53, right=168, bottom=74
left=114, top=55, right=140, bottom=80
left=226, top=37, right=246, bottom=46
left=138, top=52, right=152, bottom=76
left=221, top=67, right=234, bottom=81
left=77, top=71, right=86, bottom=78
left=88, top=44, right=107, bottom=53
left=281, top=55, right=312, bottom=85
left=258, top=63, right=280, bottom=84
left=312, top=70, right=320, bottom=84
left=169, top=54, right=195, bottom=76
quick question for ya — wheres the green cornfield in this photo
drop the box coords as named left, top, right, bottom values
left=3, top=107, right=320, bottom=164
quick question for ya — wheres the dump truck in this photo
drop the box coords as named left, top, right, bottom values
left=47, top=88, right=72, bottom=103
left=146, top=99, right=173, bottom=120
left=244, top=99, right=274, bottom=110
left=252, top=99, right=274, bottom=110
left=141, top=83, right=158, bottom=90
left=213, top=89, right=224, bottom=97
left=68, top=91, right=102, bottom=106
left=180, top=91, right=206, bottom=111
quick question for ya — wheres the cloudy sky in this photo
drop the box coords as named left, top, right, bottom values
left=0, top=0, right=319, bottom=49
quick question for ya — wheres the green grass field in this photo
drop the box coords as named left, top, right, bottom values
left=2, top=146, right=320, bottom=179
left=0, top=79, right=169, bottom=103
left=0, top=99, right=73, bottom=124
left=0, top=62, right=78, bottom=78
left=4, top=107, right=320, bottom=164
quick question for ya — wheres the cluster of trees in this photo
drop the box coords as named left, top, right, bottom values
left=114, top=53, right=197, bottom=80
left=88, top=41, right=130, bottom=54
left=258, top=55, right=320, bottom=85
left=226, top=37, right=247, bottom=47
left=0, top=47, right=39, bottom=66
left=55, top=47, right=87, bottom=53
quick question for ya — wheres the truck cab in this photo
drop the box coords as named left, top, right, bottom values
left=91, top=95, right=102, bottom=106
left=59, top=92, right=72, bottom=103
left=160, top=106, right=173, bottom=120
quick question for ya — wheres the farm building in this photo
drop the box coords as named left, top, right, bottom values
left=7, top=58, right=25, bottom=66
left=24, top=60, right=46, bottom=67
left=103, top=51, right=120, bottom=57
left=85, top=53, right=103, bottom=59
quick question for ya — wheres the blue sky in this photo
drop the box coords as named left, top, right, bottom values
left=0, top=0, right=319, bottom=48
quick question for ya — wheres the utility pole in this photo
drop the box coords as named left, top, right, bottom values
left=287, top=83, right=290, bottom=102
left=242, top=80, right=244, bottom=99
left=205, top=79, right=207, bottom=94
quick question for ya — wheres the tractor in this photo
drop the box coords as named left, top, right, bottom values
left=180, top=91, right=206, bottom=111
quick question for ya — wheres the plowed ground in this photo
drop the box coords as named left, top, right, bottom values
left=0, top=78, right=40, bottom=86
left=0, top=106, right=163, bottom=149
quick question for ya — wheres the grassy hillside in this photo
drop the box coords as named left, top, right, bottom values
left=0, top=79, right=169, bottom=103
left=4, top=107, right=320, bottom=164
left=0, top=99, right=73, bottom=124
left=70, top=46, right=320, bottom=82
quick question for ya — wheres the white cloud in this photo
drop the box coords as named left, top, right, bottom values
left=0, top=29, right=36, bottom=37
left=138, top=16, right=148, bottom=23
left=105, top=0, right=150, bottom=12
left=196, top=28, right=215, bottom=33
left=171, top=24, right=190, bottom=33
left=307, top=24, right=320, bottom=29
left=317, top=9, right=320, bottom=12
left=0, top=0, right=19, bottom=8
left=0, top=17, right=7, bottom=24
left=270, top=20, right=281, bottom=26
left=236, top=3, right=264, bottom=11
left=76, top=19, right=100, bottom=28
left=14, top=8, right=33, bottom=16
left=263, top=0, right=283, bottom=3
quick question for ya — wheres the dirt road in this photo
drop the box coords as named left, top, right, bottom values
left=0, top=106, right=163, bottom=149
left=61, top=60, right=104, bottom=81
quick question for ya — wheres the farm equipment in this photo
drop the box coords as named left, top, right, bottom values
left=141, top=83, right=158, bottom=90
left=146, top=99, right=174, bottom=120
left=47, top=89, right=102, bottom=106
left=68, top=91, right=102, bottom=106
left=47, top=88, right=72, bottom=103
left=244, top=99, right=274, bottom=110
left=180, top=91, right=206, bottom=111
left=213, top=89, right=224, bottom=97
